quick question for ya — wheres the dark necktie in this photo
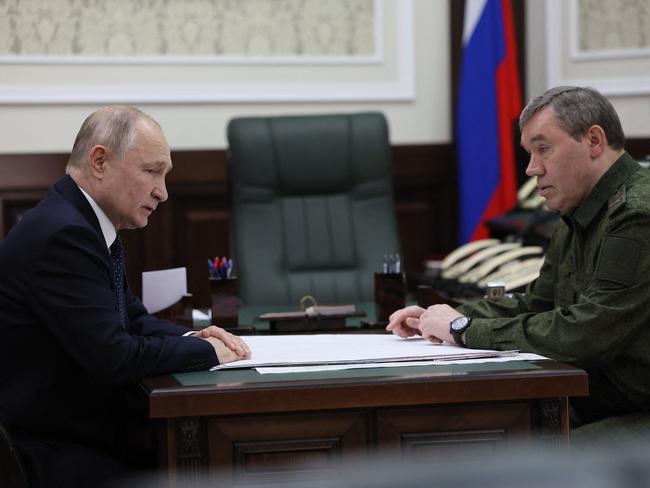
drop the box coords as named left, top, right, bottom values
left=109, top=236, right=127, bottom=329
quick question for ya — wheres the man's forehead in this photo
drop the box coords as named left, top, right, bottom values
left=521, top=108, right=559, bottom=142
left=134, top=119, right=170, bottom=146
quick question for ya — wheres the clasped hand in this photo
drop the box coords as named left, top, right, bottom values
left=193, top=325, right=252, bottom=363
left=386, top=304, right=463, bottom=344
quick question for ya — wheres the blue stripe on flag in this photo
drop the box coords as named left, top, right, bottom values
left=456, top=0, right=506, bottom=243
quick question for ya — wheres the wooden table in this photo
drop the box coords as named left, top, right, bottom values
left=141, top=359, right=588, bottom=486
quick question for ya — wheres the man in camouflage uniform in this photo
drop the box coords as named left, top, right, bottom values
left=387, top=86, right=650, bottom=443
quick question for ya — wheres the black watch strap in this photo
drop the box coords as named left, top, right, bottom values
left=450, top=316, right=472, bottom=346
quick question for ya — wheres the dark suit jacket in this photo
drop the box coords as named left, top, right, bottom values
left=0, top=175, right=218, bottom=451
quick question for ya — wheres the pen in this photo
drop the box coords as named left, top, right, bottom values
left=216, top=256, right=224, bottom=278
left=207, top=258, right=216, bottom=278
left=382, top=253, right=401, bottom=273
left=209, top=255, right=234, bottom=279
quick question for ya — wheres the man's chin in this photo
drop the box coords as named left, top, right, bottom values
left=120, top=218, right=148, bottom=230
left=545, top=200, right=566, bottom=214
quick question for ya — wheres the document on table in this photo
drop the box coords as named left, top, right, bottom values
left=256, top=353, right=546, bottom=374
left=210, top=334, right=536, bottom=372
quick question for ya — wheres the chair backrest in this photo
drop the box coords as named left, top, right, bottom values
left=0, top=423, right=29, bottom=488
left=227, top=112, right=400, bottom=306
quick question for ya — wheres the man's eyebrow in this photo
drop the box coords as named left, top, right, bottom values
left=528, top=135, right=547, bottom=144
left=145, top=160, right=169, bottom=169
left=521, top=134, right=547, bottom=148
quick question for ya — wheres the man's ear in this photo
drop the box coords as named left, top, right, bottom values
left=88, top=145, right=109, bottom=178
left=586, top=125, right=606, bottom=158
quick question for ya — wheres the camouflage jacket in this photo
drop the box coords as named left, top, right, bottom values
left=461, top=152, right=650, bottom=408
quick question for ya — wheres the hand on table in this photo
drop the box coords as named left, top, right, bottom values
left=386, top=305, right=425, bottom=338
left=194, top=325, right=252, bottom=363
left=416, top=304, right=464, bottom=344
left=386, top=304, right=464, bottom=344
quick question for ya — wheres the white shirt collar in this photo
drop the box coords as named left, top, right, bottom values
left=78, top=186, right=117, bottom=249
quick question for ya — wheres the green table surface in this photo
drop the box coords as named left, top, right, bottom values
left=173, top=360, right=540, bottom=387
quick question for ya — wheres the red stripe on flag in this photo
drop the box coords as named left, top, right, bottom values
left=470, top=0, right=522, bottom=241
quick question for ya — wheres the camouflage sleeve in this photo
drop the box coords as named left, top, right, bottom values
left=464, top=208, right=650, bottom=368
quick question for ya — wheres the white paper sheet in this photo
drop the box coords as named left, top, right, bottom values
left=192, top=308, right=212, bottom=326
left=255, top=353, right=547, bottom=374
left=142, top=267, right=187, bottom=314
left=210, top=334, right=524, bottom=371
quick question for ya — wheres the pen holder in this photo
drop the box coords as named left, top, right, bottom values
left=209, top=277, right=239, bottom=328
left=374, top=272, right=406, bottom=323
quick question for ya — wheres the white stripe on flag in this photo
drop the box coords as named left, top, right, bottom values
left=462, top=0, right=488, bottom=46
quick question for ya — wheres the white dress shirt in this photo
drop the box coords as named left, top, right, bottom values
left=78, top=184, right=195, bottom=336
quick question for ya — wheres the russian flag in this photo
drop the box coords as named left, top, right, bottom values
left=456, top=0, right=522, bottom=243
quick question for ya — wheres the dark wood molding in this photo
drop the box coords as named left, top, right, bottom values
left=392, top=144, right=458, bottom=271
left=626, top=138, right=650, bottom=162
left=4, top=134, right=649, bottom=308
left=0, top=153, right=68, bottom=189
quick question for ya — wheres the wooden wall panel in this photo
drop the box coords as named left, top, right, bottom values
left=4, top=139, right=648, bottom=309
left=0, top=154, right=67, bottom=236
left=626, top=140, right=650, bottom=162
left=392, top=144, right=458, bottom=274
left=1, top=143, right=454, bottom=309
left=182, top=208, right=231, bottom=309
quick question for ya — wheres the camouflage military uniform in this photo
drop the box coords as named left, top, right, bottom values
left=460, top=152, right=650, bottom=421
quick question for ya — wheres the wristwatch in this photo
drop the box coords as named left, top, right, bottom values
left=450, top=315, right=472, bottom=346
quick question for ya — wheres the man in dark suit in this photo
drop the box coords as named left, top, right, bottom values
left=0, top=106, right=251, bottom=487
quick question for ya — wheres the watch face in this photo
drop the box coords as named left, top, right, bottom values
left=451, top=316, right=469, bottom=331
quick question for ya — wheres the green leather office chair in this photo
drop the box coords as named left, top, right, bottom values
left=227, top=112, right=401, bottom=306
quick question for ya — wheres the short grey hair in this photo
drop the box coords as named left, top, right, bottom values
left=66, top=105, right=161, bottom=171
left=519, top=86, right=625, bottom=150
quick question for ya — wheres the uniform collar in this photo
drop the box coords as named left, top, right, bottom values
left=566, top=152, right=639, bottom=229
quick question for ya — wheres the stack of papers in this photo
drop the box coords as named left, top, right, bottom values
left=304, top=304, right=357, bottom=315
left=210, top=334, right=546, bottom=374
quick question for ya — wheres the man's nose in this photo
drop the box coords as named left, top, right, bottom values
left=153, top=177, right=168, bottom=202
left=525, top=156, right=543, bottom=177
